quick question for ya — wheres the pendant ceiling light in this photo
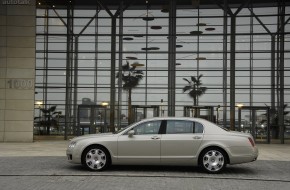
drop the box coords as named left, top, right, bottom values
left=151, top=26, right=162, bottom=30
left=126, top=56, right=138, bottom=60
left=141, top=47, right=160, bottom=51
left=195, top=57, right=206, bottom=60
left=150, top=47, right=160, bottom=50
left=196, top=23, right=207, bottom=26
left=190, top=31, right=203, bottom=35
left=131, top=63, right=144, bottom=67
left=141, top=1, right=154, bottom=21
left=123, top=37, right=134, bottom=41
left=205, top=27, right=216, bottom=31
left=142, top=17, right=154, bottom=21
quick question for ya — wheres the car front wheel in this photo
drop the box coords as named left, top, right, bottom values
left=81, top=146, right=110, bottom=171
left=200, top=148, right=227, bottom=173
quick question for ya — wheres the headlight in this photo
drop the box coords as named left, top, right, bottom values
left=68, top=141, right=77, bottom=148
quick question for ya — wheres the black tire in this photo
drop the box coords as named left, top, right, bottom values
left=81, top=145, right=110, bottom=171
left=199, top=147, right=227, bottom=174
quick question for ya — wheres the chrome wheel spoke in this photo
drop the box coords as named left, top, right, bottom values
left=216, top=154, right=224, bottom=162
left=203, top=155, right=210, bottom=165
left=96, top=160, right=105, bottom=169
left=86, top=153, right=94, bottom=163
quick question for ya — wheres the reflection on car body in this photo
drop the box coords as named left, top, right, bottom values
left=66, top=117, right=258, bottom=173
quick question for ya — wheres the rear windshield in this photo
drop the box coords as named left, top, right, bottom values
left=204, top=119, right=230, bottom=131
left=218, top=125, right=230, bottom=131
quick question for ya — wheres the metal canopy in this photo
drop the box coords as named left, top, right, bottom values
left=39, top=0, right=288, bottom=9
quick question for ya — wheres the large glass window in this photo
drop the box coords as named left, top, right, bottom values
left=35, top=2, right=289, bottom=139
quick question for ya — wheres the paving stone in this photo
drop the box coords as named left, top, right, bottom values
left=0, top=141, right=290, bottom=189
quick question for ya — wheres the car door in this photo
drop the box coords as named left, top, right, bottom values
left=117, top=120, right=162, bottom=164
left=161, top=120, right=204, bottom=165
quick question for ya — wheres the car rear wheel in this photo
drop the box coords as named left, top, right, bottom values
left=81, top=146, right=110, bottom=171
left=200, top=148, right=227, bottom=173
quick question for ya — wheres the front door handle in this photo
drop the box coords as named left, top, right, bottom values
left=151, top=136, right=160, bottom=140
left=193, top=136, right=201, bottom=139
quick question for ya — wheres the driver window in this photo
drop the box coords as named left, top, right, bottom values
left=131, top=120, right=161, bottom=135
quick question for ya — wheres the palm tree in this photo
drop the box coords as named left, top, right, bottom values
left=117, top=61, right=144, bottom=124
left=39, top=105, right=57, bottom=135
left=183, top=74, right=207, bottom=106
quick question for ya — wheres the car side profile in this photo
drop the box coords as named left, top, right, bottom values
left=66, top=117, right=258, bottom=173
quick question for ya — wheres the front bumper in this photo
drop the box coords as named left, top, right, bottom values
left=66, top=148, right=81, bottom=164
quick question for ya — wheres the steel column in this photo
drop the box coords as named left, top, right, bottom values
left=267, top=107, right=271, bottom=144
left=43, top=8, right=49, bottom=111
left=222, top=0, right=228, bottom=128
left=238, top=108, right=241, bottom=132
left=145, top=2, right=148, bottom=106
left=94, top=8, right=99, bottom=103
left=250, top=4, right=253, bottom=109
left=65, top=2, right=74, bottom=140
left=73, top=36, right=79, bottom=135
left=277, top=1, right=285, bottom=144
left=109, top=17, right=117, bottom=132
left=251, top=109, right=256, bottom=141
left=168, top=0, right=176, bottom=116
left=117, top=1, right=124, bottom=130
left=229, top=15, right=236, bottom=131
left=271, top=36, right=276, bottom=129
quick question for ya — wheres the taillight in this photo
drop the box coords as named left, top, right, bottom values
left=248, top=137, right=255, bottom=147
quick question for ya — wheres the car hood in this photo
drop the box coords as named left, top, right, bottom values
left=70, top=133, right=115, bottom=142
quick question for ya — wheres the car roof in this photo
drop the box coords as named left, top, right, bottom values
left=129, top=117, right=226, bottom=134
left=140, top=117, right=208, bottom=122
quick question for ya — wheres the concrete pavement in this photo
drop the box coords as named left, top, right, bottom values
left=1, top=141, right=290, bottom=190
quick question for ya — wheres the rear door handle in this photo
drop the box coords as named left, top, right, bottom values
left=151, top=136, right=160, bottom=140
left=193, top=136, right=201, bottom=139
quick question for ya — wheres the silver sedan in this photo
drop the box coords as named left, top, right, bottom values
left=66, top=117, right=258, bottom=173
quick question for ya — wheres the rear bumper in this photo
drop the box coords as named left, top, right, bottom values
left=228, top=146, right=258, bottom=164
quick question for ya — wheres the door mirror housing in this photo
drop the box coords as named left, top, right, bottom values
left=128, top=130, right=135, bottom=137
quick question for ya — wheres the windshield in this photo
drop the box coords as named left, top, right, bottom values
left=113, top=123, right=134, bottom=134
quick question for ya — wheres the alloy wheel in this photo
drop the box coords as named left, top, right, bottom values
left=201, top=149, right=226, bottom=173
left=84, top=148, right=107, bottom=171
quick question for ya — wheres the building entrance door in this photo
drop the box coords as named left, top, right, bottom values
left=77, top=105, right=108, bottom=135
left=238, top=106, right=270, bottom=144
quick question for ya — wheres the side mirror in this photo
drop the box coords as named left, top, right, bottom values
left=128, top=130, right=135, bottom=137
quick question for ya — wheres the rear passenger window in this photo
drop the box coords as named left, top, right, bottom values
left=166, top=120, right=203, bottom=134
left=194, top=122, right=204, bottom=133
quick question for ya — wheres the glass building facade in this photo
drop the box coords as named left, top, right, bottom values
left=34, top=0, right=290, bottom=143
